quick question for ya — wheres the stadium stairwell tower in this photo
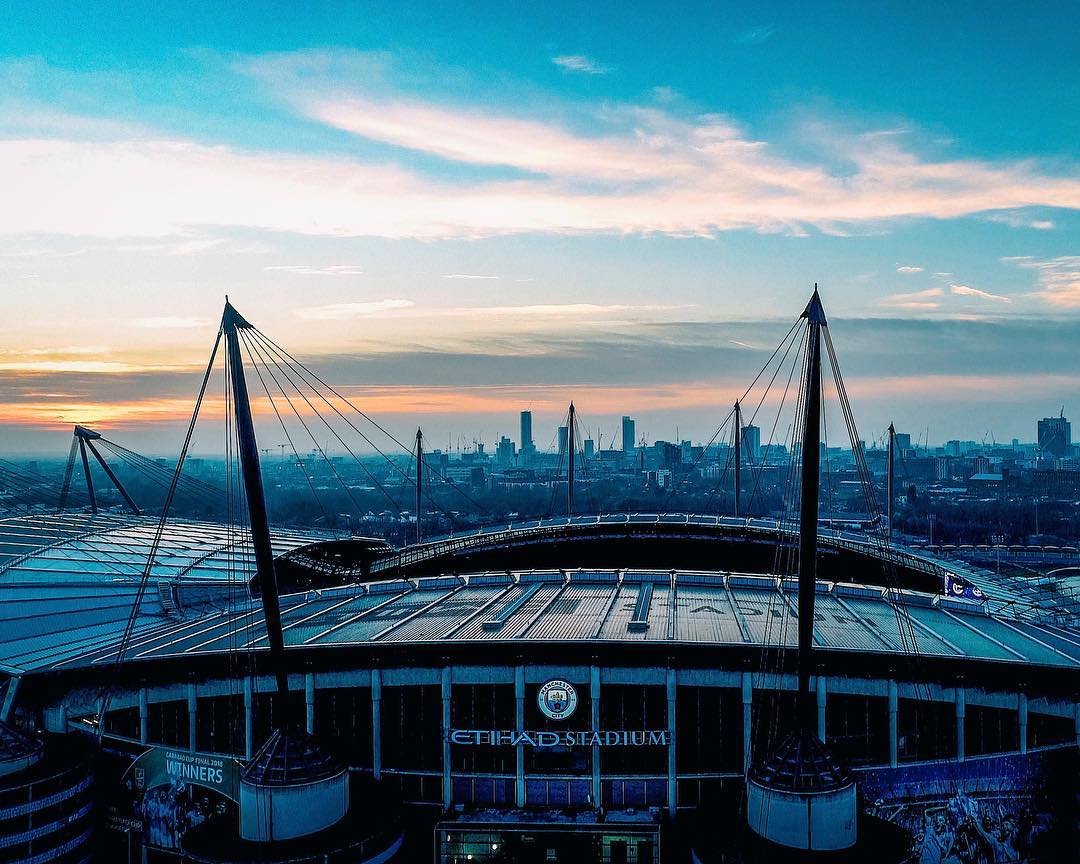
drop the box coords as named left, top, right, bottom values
left=745, top=288, right=858, bottom=851
left=222, top=301, right=350, bottom=843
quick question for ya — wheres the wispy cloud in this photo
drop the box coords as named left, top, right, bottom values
left=295, top=299, right=415, bottom=320
left=265, top=264, right=364, bottom=276
left=737, top=26, right=775, bottom=44
left=133, top=316, right=212, bottom=329
left=3, top=52, right=1079, bottom=241
left=986, top=210, right=1055, bottom=230
left=1004, top=255, right=1080, bottom=307
left=552, top=54, right=610, bottom=75
left=441, top=273, right=499, bottom=280
left=879, top=287, right=944, bottom=310
left=440, top=303, right=694, bottom=317
left=949, top=283, right=1012, bottom=303
left=896, top=265, right=924, bottom=273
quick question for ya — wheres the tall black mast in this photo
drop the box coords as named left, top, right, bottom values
left=734, top=400, right=742, bottom=518
left=567, top=402, right=576, bottom=517
left=887, top=423, right=896, bottom=541
left=797, top=287, right=825, bottom=735
left=222, top=301, right=289, bottom=702
left=415, top=427, right=424, bottom=544
left=78, top=437, right=97, bottom=514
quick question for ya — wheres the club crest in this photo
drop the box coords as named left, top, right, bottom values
left=537, top=679, right=578, bottom=721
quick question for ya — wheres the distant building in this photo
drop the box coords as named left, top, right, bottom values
left=1038, top=415, right=1071, bottom=458
left=894, top=432, right=912, bottom=453
left=583, top=438, right=595, bottom=460
left=495, top=436, right=516, bottom=469
left=519, top=411, right=534, bottom=457
left=558, top=425, right=569, bottom=457
left=621, top=416, right=636, bottom=453
left=742, top=424, right=761, bottom=462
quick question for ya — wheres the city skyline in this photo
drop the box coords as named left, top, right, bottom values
left=2, top=2, right=1079, bottom=454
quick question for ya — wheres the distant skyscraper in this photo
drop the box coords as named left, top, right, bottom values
left=558, top=425, right=569, bottom=456
left=741, top=424, right=761, bottom=461
left=584, top=439, right=595, bottom=460
left=520, top=410, right=534, bottom=455
left=621, top=416, right=636, bottom=453
left=495, top=436, right=516, bottom=469
left=894, top=432, right=912, bottom=453
left=1038, top=415, right=1071, bottom=458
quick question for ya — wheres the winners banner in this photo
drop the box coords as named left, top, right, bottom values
left=112, top=748, right=241, bottom=850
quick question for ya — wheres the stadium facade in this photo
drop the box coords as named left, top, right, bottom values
left=0, top=512, right=1076, bottom=862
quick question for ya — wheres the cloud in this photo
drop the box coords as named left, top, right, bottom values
left=879, top=288, right=944, bottom=309
left=986, top=210, right=1056, bottom=230
left=294, top=299, right=414, bottom=320
left=896, top=265, right=923, bottom=273
left=737, top=26, right=775, bottom=44
left=293, top=298, right=414, bottom=321
left=438, top=303, right=694, bottom=318
left=949, top=283, right=1012, bottom=303
left=265, top=264, right=364, bottom=276
left=1004, top=255, right=1080, bottom=307
left=2, top=54, right=1079, bottom=241
left=441, top=273, right=499, bottom=280
left=552, top=55, right=610, bottom=75
left=133, top=316, right=212, bottom=329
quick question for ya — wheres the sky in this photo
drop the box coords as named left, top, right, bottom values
left=0, top=1, right=1078, bottom=455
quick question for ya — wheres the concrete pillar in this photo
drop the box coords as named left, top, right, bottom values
left=138, top=688, right=148, bottom=745
left=515, top=666, right=526, bottom=807
left=305, top=672, right=316, bottom=735
left=741, top=673, right=753, bottom=775
left=816, top=676, right=827, bottom=742
left=442, top=667, right=452, bottom=809
left=955, top=688, right=966, bottom=763
left=371, top=669, right=382, bottom=780
left=186, top=683, right=197, bottom=754
left=1018, top=693, right=1028, bottom=755
left=888, top=680, right=899, bottom=768
left=58, top=703, right=68, bottom=734
left=590, top=666, right=601, bottom=809
left=666, top=669, right=677, bottom=814
left=1075, top=702, right=1080, bottom=750
left=243, top=677, right=254, bottom=761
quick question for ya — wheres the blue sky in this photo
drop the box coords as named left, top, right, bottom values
left=0, top=2, right=1078, bottom=453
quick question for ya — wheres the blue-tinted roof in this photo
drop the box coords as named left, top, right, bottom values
left=0, top=514, right=1077, bottom=677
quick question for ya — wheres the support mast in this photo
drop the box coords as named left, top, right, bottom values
left=222, top=301, right=289, bottom=702
left=734, top=400, right=742, bottom=518
left=415, top=427, right=423, bottom=544
left=797, top=287, right=825, bottom=735
left=567, top=402, right=576, bottom=517
left=78, top=437, right=97, bottom=514
left=887, top=422, right=896, bottom=541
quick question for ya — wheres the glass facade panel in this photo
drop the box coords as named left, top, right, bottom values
left=965, top=705, right=1019, bottom=757
left=450, top=684, right=514, bottom=774
left=195, top=695, right=243, bottom=755
left=898, top=698, right=956, bottom=762
left=826, top=693, right=889, bottom=766
left=314, top=686, right=373, bottom=768
left=599, top=685, right=666, bottom=774
left=381, top=685, right=442, bottom=771
left=675, top=686, right=741, bottom=773
left=147, top=699, right=189, bottom=749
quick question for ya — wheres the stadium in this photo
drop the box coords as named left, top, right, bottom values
left=0, top=295, right=1076, bottom=864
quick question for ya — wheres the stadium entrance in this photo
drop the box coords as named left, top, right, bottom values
left=437, top=812, right=660, bottom=864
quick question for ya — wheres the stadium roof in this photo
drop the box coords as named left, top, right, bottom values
left=0, top=513, right=1078, bottom=678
